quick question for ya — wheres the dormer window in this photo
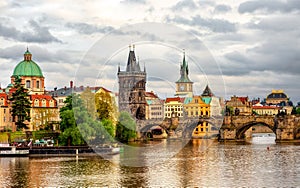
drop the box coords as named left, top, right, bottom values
left=34, top=99, right=39, bottom=107
left=42, top=99, right=47, bottom=107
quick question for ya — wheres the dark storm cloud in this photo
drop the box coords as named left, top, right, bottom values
left=239, top=0, right=300, bottom=14
left=65, top=22, right=114, bottom=35
left=171, top=0, right=197, bottom=11
left=0, top=20, right=61, bottom=43
left=214, top=4, right=232, bottom=13
left=165, top=15, right=236, bottom=33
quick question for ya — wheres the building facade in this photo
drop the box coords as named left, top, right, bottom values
left=145, top=91, right=164, bottom=120
left=118, top=45, right=147, bottom=120
left=226, top=96, right=252, bottom=115
left=164, top=97, right=184, bottom=118
left=266, top=89, right=289, bottom=105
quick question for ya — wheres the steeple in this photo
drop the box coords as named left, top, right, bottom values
left=176, top=50, right=192, bottom=83
left=24, top=48, right=32, bottom=61
left=126, top=44, right=141, bottom=72
left=202, top=85, right=214, bottom=97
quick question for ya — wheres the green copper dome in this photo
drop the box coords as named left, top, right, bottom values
left=12, top=49, right=43, bottom=77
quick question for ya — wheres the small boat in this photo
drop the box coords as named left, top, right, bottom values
left=0, top=146, right=29, bottom=157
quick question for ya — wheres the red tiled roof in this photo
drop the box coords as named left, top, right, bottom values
left=0, top=93, right=8, bottom=106
left=165, top=97, right=182, bottom=103
left=145, top=91, right=158, bottom=98
left=99, top=87, right=111, bottom=93
left=238, top=97, right=248, bottom=104
left=31, top=94, right=55, bottom=101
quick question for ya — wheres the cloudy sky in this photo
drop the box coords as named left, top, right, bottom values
left=0, top=0, right=300, bottom=103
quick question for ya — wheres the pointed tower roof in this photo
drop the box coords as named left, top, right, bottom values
left=176, top=51, right=192, bottom=83
left=126, top=44, right=141, bottom=72
left=201, top=85, right=214, bottom=97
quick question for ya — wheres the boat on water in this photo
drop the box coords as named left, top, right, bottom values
left=0, top=146, right=29, bottom=157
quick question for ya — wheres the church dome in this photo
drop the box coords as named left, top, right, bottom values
left=12, top=49, right=43, bottom=77
left=266, top=90, right=287, bottom=99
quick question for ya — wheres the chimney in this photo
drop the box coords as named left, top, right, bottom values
left=64, top=86, right=67, bottom=91
left=70, top=81, right=73, bottom=88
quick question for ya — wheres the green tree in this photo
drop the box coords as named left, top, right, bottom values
left=9, top=76, right=31, bottom=130
left=80, top=87, right=96, bottom=118
left=116, top=111, right=137, bottom=143
left=95, top=91, right=117, bottom=123
left=58, top=94, right=86, bottom=146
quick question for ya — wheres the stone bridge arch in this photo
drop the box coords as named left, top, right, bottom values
left=182, top=119, right=219, bottom=138
left=236, top=121, right=276, bottom=139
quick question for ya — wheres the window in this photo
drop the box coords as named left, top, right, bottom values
left=34, top=99, right=39, bottom=107
left=36, top=80, right=40, bottom=89
left=49, top=100, right=54, bottom=107
left=26, top=80, right=31, bottom=88
left=42, top=99, right=46, bottom=107
left=0, top=98, right=4, bottom=105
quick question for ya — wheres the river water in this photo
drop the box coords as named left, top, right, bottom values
left=0, top=134, right=299, bottom=187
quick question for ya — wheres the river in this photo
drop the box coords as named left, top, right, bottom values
left=0, top=134, right=299, bottom=187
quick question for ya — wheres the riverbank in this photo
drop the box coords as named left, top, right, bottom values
left=0, top=146, right=120, bottom=157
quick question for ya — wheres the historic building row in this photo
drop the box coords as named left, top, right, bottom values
left=0, top=49, right=60, bottom=131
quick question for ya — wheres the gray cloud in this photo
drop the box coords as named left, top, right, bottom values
left=120, top=0, right=146, bottom=4
left=0, top=45, right=73, bottom=63
left=171, top=0, right=197, bottom=11
left=248, top=15, right=300, bottom=32
left=239, top=0, right=300, bottom=14
left=66, top=22, right=114, bottom=35
left=0, top=20, right=61, bottom=43
left=214, top=4, right=232, bottom=13
left=166, top=15, right=236, bottom=33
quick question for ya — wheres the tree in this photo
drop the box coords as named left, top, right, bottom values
left=9, top=76, right=31, bottom=130
left=59, top=94, right=86, bottom=146
left=116, top=111, right=137, bottom=143
left=95, top=91, right=117, bottom=123
left=80, top=87, right=96, bottom=118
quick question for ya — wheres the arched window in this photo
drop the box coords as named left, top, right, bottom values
left=26, top=80, right=31, bottom=88
left=34, top=99, right=39, bottom=107
left=49, top=100, right=54, bottom=107
left=0, top=98, right=4, bottom=105
left=42, top=99, right=46, bottom=107
left=36, top=80, right=40, bottom=89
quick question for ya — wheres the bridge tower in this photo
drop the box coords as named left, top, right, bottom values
left=118, top=45, right=147, bottom=120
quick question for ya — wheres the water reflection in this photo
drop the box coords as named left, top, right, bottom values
left=0, top=138, right=299, bottom=187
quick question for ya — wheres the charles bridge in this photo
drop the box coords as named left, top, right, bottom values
left=136, top=114, right=300, bottom=141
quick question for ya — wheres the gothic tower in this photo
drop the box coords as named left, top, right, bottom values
left=175, top=51, right=193, bottom=97
left=118, top=45, right=147, bottom=120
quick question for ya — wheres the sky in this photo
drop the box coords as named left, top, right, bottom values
left=0, top=0, right=300, bottom=103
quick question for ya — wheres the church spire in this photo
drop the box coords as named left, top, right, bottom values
left=176, top=50, right=192, bottom=83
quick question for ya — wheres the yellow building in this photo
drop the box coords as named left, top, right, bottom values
left=252, top=106, right=280, bottom=116
left=183, top=96, right=210, bottom=117
left=164, top=97, right=184, bottom=118
left=226, top=96, right=252, bottom=115
left=183, top=96, right=217, bottom=138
